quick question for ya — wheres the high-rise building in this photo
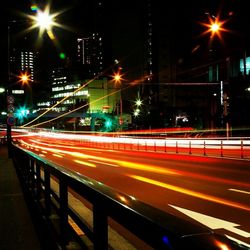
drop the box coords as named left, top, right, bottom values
left=77, top=38, right=91, bottom=66
left=76, top=34, right=105, bottom=78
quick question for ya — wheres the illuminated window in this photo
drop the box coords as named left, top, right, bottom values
left=240, top=57, right=250, bottom=75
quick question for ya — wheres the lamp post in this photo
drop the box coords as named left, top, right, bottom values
left=200, top=14, right=231, bottom=136
left=112, top=70, right=123, bottom=131
left=6, top=20, right=16, bottom=158
left=6, top=6, right=57, bottom=157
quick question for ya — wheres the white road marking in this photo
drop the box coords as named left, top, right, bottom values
left=169, top=205, right=250, bottom=238
left=89, top=160, right=119, bottom=167
left=229, top=188, right=250, bottom=195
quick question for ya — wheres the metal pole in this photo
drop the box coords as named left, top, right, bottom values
left=7, top=122, right=12, bottom=158
left=7, top=23, right=12, bottom=158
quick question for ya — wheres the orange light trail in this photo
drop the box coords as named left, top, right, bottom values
left=129, top=175, right=250, bottom=211
left=18, top=138, right=250, bottom=190
left=52, top=153, right=63, bottom=158
left=19, top=139, right=181, bottom=176
left=74, top=160, right=96, bottom=168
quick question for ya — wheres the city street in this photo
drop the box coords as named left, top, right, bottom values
left=15, top=134, right=250, bottom=248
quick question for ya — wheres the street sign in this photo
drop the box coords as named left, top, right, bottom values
left=7, top=104, right=15, bottom=113
left=7, top=95, right=15, bottom=104
left=7, top=116, right=15, bottom=126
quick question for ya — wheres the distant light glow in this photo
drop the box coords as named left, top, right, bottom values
left=162, top=236, right=171, bottom=246
left=135, top=99, right=142, bottom=106
left=133, top=108, right=140, bottom=117
left=30, top=5, right=39, bottom=12
left=215, top=241, right=229, bottom=250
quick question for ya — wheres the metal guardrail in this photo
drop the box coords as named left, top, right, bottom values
left=9, top=128, right=250, bottom=160
left=78, top=137, right=250, bottom=160
left=11, top=143, right=248, bottom=250
left=29, top=128, right=250, bottom=160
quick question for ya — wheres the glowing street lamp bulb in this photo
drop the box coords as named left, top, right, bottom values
left=135, top=99, right=142, bottom=106
left=36, top=10, right=54, bottom=30
left=22, top=75, right=28, bottom=82
left=19, top=72, right=31, bottom=84
left=25, top=4, right=65, bottom=42
left=211, top=23, right=219, bottom=32
left=114, top=73, right=121, bottom=83
left=133, top=108, right=140, bottom=117
left=199, top=15, right=228, bottom=41
left=210, top=21, right=222, bottom=34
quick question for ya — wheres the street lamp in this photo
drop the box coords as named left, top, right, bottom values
left=6, top=5, right=59, bottom=156
left=199, top=14, right=231, bottom=136
left=200, top=13, right=228, bottom=42
left=18, top=72, right=31, bottom=85
left=28, top=6, right=58, bottom=40
left=112, top=70, right=124, bottom=130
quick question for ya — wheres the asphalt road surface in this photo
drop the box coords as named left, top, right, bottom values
left=16, top=135, right=250, bottom=248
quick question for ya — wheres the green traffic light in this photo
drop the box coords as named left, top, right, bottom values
left=105, top=119, right=112, bottom=129
left=59, top=52, right=66, bottom=60
left=16, top=106, right=29, bottom=119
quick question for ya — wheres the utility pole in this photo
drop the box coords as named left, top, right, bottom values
left=7, top=22, right=13, bottom=158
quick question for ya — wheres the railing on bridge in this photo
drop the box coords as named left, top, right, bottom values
left=11, top=143, right=247, bottom=250
left=30, top=128, right=250, bottom=160
left=78, top=136, right=250, bottom=160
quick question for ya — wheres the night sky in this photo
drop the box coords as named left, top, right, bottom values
left=0, top=0, right=248, bottom=84
left=1, top=0, right=92, bottom=83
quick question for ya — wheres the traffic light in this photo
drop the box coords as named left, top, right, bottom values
left=105, top=119, right=112, bottom=129
left=59, top=52, right=66, bottom=60
left=16, top=106, right=30, bottom=119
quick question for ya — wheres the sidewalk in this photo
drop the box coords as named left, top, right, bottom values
left=0, top=145, right=56, bottom=250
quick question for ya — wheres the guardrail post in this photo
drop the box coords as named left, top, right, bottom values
left=93, top=204, right=108, bottom=250
left=145, top=141, right=147, bottom=151
left=154, top=142, right=156, bottom=152
left=189, top=141, right=192, bottom=154
left=241, top=140, right=244, bottom=159
left=32, top=161, right=40, bottom=198
left=35, top=163, right=41, bottom=201
left=221, top=140, right=223, bottom=157
left=203, top=141, right=206, bottom=156
left=44, top=170, right=51, bottom=216
left=59, top=181, right=69, bottom=246
left=29, top=159, right=35, bottom=195
left=176, top=141, right=178, bottom=154
left=164, top=141, right=167, bottom=153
